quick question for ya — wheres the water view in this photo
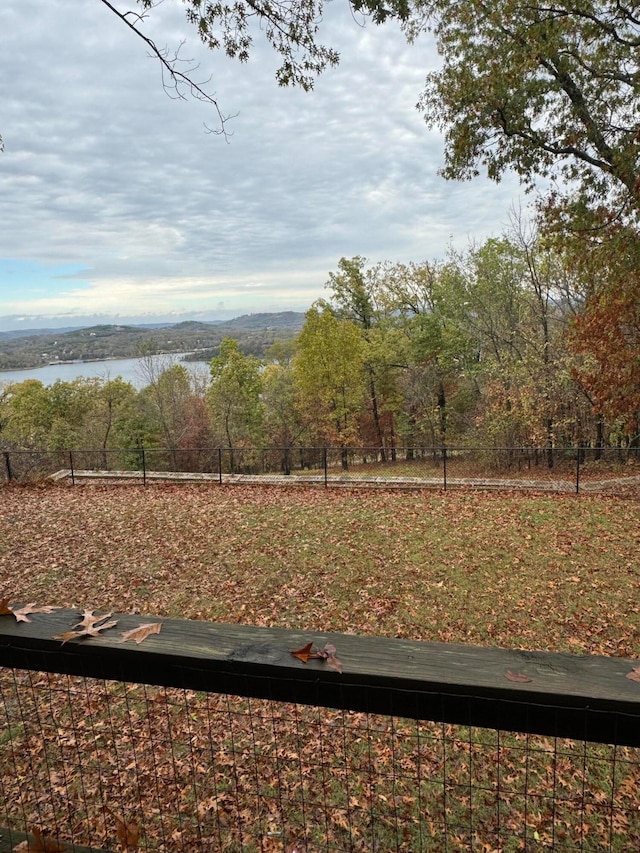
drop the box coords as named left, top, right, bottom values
left=0, top=353, right=210, bottom=390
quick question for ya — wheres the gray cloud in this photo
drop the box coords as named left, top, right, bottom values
left=0, top=0, right=527, bottom=328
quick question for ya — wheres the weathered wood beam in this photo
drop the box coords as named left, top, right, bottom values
left=0, top=609, right=638, bottom=746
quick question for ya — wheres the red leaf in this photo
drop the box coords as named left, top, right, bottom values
left=505, top=670, right=532, bottom=683
left=291, top=642, right=315, bottom=663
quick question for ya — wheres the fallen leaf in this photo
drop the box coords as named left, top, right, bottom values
left=505, top=670, right=532, bottom=683
left=291, top=642, right=315, bottom=663
left=323, top=645, right=343, bottom=674
left=12, top=827, right=66, bottom=852
left=104, top=806, right=140, bottom=852
left=54, top=612, right=119, bottom=644
left=0, top=597, right=60, bottom=623
left=11, top=604, right=61, bottom=623
left=119, top=622, right=162, bottom=644
left=73, top=609, right=111, bottom=630
left=291, top=642, right=343, bottom=672
left=626, top=664, right=640, bottom=682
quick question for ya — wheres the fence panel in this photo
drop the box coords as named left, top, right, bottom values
left=1, top=611, right=639, bottom=852
left=2, top=445, right=640, bottom=494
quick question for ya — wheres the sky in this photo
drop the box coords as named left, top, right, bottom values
left=0, top=0, right=529, bottom=332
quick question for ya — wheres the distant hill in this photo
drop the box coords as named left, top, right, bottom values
left=0, top=312, right=305, bottom=370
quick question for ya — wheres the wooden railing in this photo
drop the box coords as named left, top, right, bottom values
left=1, top=610, right=639, bottom=746
left=0, top=610, right=640, bottom=853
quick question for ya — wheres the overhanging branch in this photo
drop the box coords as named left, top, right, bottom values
left=98, top=0, right=234, bottom=138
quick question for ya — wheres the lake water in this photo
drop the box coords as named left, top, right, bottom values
left=0, top=353, right=210, bottom=390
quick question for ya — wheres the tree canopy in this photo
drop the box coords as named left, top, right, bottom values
left=412, top=0, right=640, bottom=213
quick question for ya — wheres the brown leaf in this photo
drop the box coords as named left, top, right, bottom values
left=291, top=642, right=315, bottom=663
left=505, top=670, right=532, bottom=683
left=11, top=603, right=61, bottom=623
left=322, top=644, right=343, bottom=673
left=291, top=642, right=343, bottom=672
left=625, top=665, right=640, bottom=682
left=12, top=828, right=66, bottom=852
left=0, top=597, right=60, bottom=623
left=54, top=612, right=119, bottom=644
left=53, top=629, right=87, bottom=645
left=325, top=652, right=343, bottom=673
left=119, top=622, right=162, bottom=644
left=104, top=807, right=140, bottom=852
left=73, top=609, right=111, bottom=630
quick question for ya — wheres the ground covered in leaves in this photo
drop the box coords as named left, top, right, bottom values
left=1, top=482, right=638, bottom=656
left=1, top=482, right=639, bottom=853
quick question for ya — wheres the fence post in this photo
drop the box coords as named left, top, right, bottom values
left=142, top=446, right=146, bottom=487
left=218, top=448, right=223, bottom=485
left=576, top=446, right=581, bottom=494
left=69, top=450, right=75, bottom=486
left=3, top=451, right=12, bottom=483
left=442, top=445, right=447, bottom=492
left=323, top=447, right=328, bottom=488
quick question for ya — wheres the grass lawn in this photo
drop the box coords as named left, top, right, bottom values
left=1, top=482, right=638, bottom=656
left=0, top=483, right=639, bottom=852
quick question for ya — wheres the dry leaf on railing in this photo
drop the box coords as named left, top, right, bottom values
left=505, top=670, right=532, bottom=683
left=1, top=596, right=60, bottom=623
left=291, top=642, right=343, bottom=673
left=626, top=664, right=640, bottom=682
left=54, top=610, right=119, bottom=644
left=118, top=623, right=162, bottom=644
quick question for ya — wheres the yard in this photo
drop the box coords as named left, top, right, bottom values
left=1, top=483, right=639, bottom=851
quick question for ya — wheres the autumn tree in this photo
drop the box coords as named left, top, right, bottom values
left=136, top=358, right=211, bottom=468
left=557, top=218, right=640, bottom=439
left=411, top=0, right=640, bottom=215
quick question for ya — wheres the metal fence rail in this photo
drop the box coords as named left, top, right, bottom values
left=1, top=610, right=639, bottom=852
left=2, top=445, right=640, bottom=494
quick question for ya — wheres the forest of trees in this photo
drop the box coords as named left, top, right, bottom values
left=1, top=219, right=638, bottom=466
left=2, top=2, right=637, bottom=468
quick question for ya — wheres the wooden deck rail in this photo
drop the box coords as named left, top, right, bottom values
left=0, top=608, right=638, bottom=747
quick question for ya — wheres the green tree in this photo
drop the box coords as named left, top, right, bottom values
left=294, top=305, right=367, bottom=463
left=1, top=380, right=53, bottom=448
left=80, top=377, right=139, bottom=462
left=325, top=257, right=401, bottom=457
left=261, top=362, right=307, bottom=472
left=379, top=260, right=478, bottom=446
left=412, top=0, right=640, bottom=213
left=207, top=338, right=264, bottom=448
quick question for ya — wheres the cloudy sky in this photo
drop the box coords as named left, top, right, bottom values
left=0, top=0, right=528, bottom=332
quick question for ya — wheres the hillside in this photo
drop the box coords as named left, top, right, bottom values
left=0, top=312, right=305, bottom=369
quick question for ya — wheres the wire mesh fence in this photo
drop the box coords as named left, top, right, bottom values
left=1, top=667, right=639, bottom=853
left=2, top=444, right=640, bottom=493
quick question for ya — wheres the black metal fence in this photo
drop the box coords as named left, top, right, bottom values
left=0, top=612, right=639, bottom=852
left=2, top=444, right=640, bottom=494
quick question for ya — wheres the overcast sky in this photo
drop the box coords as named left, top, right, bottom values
left=0, top=0, right=529, bottom=332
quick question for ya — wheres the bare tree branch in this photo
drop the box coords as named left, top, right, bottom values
left=98, top=0, right=235, bottom=138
